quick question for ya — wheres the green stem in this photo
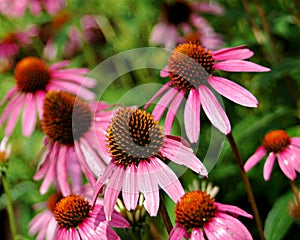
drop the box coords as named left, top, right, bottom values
left=1, top=171, right=17, bottom=239
left=226, top=132, right=265, bottom=240
left=158, top=193, right=173, bottom=234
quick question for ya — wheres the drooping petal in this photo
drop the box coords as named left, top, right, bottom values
left=144, top=81, right=172, bottom=110
left=56, top=145, right=70, bottom=196
left=263, top=152, right=276, bottom=181
left=150, top=157, right=185, bottom=203
left=290, top=137, right=300, bottom=147
left=104, top=166, right=125, bottom=221
left=92, top=162, right=116, bottom=206
left=184, top=88, right=200, bottom=143
left=161, top=136, right=207, bottom=176
left=168, top=224, right=186, bottom=240
left=40, top=144, right=59, bottom=194
left=208, top=76, right=258, bottom=107
left=164, top=89, right=185, bottom=134
left=244, top=146, right=267, bottom=172
left=151, top=87, right=178, bottom=121
left=191, top=228, right=205, bottom=240
left=122, top=164, right=139, bottom=211
left=204, top=213, right=253, bottom=240
left=22, top=93, right=37, bottom=137
left=199, top=85, right=231, bottom=134
left=35, top=90, right=46, bottom=119
left=287, top=146, right=300, bottom=172
left=137, top=161, right=160, bottom=216
left=214, top=60, right=270, bottom=72
left=277, top=152, right=297, bottom=180
left=4, top=95, right=24, bottom=136
left=160, top=66, right=170, bottom=78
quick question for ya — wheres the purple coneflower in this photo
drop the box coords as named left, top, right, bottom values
left=149, top=0, right=224, bottom=49
left=30, top=193, right=129, bottom=240
left=34, top=91, right=112, bottom=195
left=145, top=43, right=270, bottom=143
left=244, top=129, right=300, bottom=181
left=92, top=107, right=207, bottom=220
left=169, top=190, right=253, bottom=240
left=0, top=56, right=96, bottom=137
left=0, top=0, right=65, bottom=17
left=0, top=27, right=37, bottom=58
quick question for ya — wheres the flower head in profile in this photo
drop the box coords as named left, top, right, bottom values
left=0, top=57, right=96, bottom=137
left=149, top=0, right=224, bottom=49
left=244, top=129, right=300, bottom=181
left=0, top=0, right=65, bottom=17
left=145, top=43, right=270, bottom=143
left=34, top=91, right=112, bottom=195
left=93, top=107, right=207, bottom=221
left=169, top=190, right=253, bottom=240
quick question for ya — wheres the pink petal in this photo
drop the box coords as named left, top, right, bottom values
left=263, top=152, right=276, bottom=181
left=144, top=81, right=172, bottom=109
left=191, top=228, right=205, bottom=240
left=208, top=76, right=258, bottom=107
left=137, top=161, right=160, bottom=216
left=5, top=95, right=25, bottom=136
left=110, top=209, right=130, bottom=228
left=199, top=85, right=231, bottom=134
left=287, top=146, right=300, bottom=172
left=169, top=224, right=186, bottom=240
left=22, top=93, right=37, bottom=137
left=244, top=146, right=266, bottom=171
left=151, top=87, right=178, bottom=121
left=40, top=144, right=58, bottom=194
left=49, top=60, right=70, bottom=71
left=212, top=48, right=253, bottom=61
left=35, top=90, right=46, bottom=119
left=164, top=89, right=185, bottom=134
left=0, top=87, right=18, bottom=106
left=161, top=136, right=208, bottom=176
left=0, top=95, right=19, bottom=125
left=204, top=213, right=253, bottom=240
left=192, top=2, right=224, bottom=15
left=122, top=165, right=139, bottom=210
left=278, top=152, right=297, bottom=180
left=214, top=60, right=271, bottom=72
left=79, top=137, right=106, bottom=177
left=184, top=88, right=200, bottom=143
left=160, top=66, right=170, bottom=78
left=104, top=166, right=125, bottom=221
left=213, top=45, right=247, bottom=55
left=51, top=72, right=96, bottom=88
left=290, top=137, right=300, bottom=147
left=56, top=145, right=70, bottom=196
left=92, top=162, right=116, bottom=206
left=74, top=142, right=96, bottom=186
left=150, top=157, right=185, bottom=203
left=214, top=202, right=252, bottom=218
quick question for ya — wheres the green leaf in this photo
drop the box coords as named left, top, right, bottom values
left=264, top=191, right=294, bottom=240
